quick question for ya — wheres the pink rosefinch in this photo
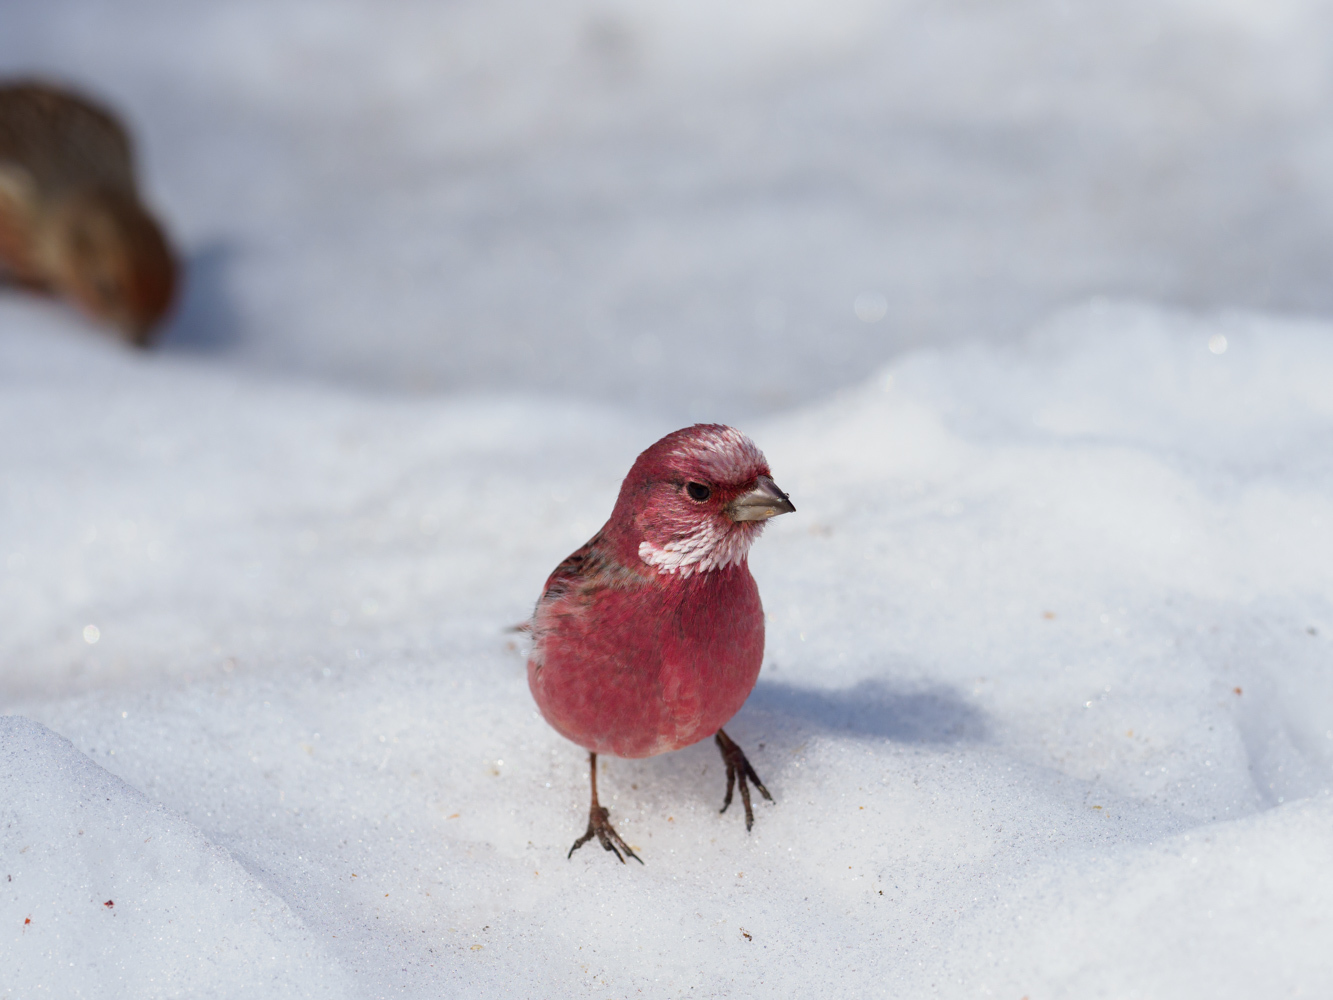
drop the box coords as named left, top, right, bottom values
left=528, top=424, right=795, bottom=862
left=0, top=81, right=177, bottom=345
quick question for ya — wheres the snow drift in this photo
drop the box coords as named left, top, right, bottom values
left=3, top=301, right=1332, bottom=997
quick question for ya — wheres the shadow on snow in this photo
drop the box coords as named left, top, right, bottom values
left=742, top=677, right=988, bottom=745
left=158, top=240, right=245, bottom=352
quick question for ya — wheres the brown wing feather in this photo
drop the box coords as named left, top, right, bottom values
left=527, top=530, right=652, bottom=639
left=538, top=531, right=649, bottom=606
left=0, top=81, right=137, bottom=199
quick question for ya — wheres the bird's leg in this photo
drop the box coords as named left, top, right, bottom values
left=714, top=729, right=774, bottom=832
left=567, top=751, right=643, bottom=864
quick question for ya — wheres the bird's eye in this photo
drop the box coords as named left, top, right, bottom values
left=686, top=482, right=711, bottom=502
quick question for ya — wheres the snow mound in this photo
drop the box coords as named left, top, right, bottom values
left=4, top=301, right=1333, bottom=997
left=0, top=716, right=352, bottom=999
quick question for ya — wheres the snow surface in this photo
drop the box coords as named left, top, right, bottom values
left=1, top=716, right=354, bottom=998
left=5, top=300, right=1333, bottom=997
left=5, top=1, right=1333, bottom=997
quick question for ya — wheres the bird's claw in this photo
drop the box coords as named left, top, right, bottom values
left=715, top=729, right=774, bottom=832
left=568, top=805, right=643, bottom=864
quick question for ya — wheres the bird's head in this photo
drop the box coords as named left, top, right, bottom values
left=609, top=424, right=795, bottom=578
left=44, top=189, right=177, bottom=346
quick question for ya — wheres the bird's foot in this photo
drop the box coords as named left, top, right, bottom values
left=714, top=729, right=774, bottom=831
left=568, top=804, right=643, bottom=864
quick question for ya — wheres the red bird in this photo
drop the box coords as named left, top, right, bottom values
left=528, top=424, right=795, bottom=862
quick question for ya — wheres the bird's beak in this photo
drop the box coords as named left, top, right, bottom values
left=727, top=475, right=796, bottom=522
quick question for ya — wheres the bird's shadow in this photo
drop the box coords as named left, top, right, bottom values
left=624, top=676, right=988, bottom=811
left=741, top=676, right=988, bottom=744
left=157, top=240, right=243, bottom=352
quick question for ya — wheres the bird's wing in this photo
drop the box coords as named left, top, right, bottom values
left=531, top=531, right=650, bottom=627
left=0, top=83, right=137, bottom=198
left=0, top=165, right=47, bottom=286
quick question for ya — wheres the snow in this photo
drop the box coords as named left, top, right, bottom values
left=6, top=300, right=1333, bottom=997
left=4, top=1, right=1333, bottom=997
left=1, top=716, right=354, bottom=998
left=8, top=0, right=1333, bottom=417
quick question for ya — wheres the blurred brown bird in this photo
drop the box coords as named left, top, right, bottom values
left=0, top=81, right=177, bottom=346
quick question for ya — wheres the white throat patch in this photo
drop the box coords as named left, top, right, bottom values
left=638, top=519, right=761, bottom=579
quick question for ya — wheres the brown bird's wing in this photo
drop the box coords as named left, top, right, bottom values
left=0, top=81, right=177, bottom=342
left=527, top=530, right=653, bottom=682
left=0, top=163, right=46, bottom=286
left=0, top=82, right=137, bottom=200
left=537, top=532, right=649, bottom=606
left=529, top=530, right=652, bottom=635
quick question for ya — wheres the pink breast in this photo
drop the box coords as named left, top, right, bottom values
left=528, top=564, right=765, bottom=758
